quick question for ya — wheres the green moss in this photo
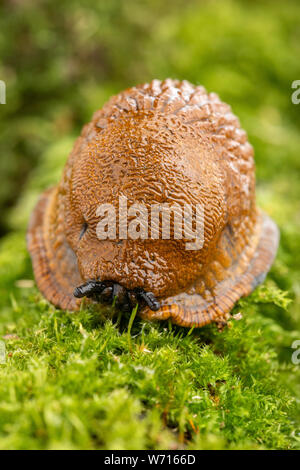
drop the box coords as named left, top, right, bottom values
left=0, top=231, right=298, bottom=449
left=0, top=0, right=299, bottom=450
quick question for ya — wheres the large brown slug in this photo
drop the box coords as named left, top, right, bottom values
left=27, top=79, right=279, bottom=327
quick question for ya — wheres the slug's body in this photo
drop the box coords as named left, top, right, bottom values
left=27, top=79, right=279, bottom=327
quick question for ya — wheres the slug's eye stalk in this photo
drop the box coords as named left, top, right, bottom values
left=134, top=288, right=160, bottom=311
left=73, top=280, right=106, bottom=298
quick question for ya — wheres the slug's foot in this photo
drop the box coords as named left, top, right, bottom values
left=73, top=280, right=160, bottom=312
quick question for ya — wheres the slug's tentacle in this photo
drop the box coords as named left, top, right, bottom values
left=73, top=280, right=106, bottom=298
left=134, top=288, right=160, bottom=311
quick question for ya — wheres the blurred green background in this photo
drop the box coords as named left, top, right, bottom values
left=1, top=0, right=299, bottom=236
left=0, top=0, right=299, bottom=450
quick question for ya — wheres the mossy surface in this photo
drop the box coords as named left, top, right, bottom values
left=0, top=0, right=299, bottom=450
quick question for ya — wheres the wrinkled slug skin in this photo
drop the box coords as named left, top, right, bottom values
left=27, top=79, right=279, bottom=327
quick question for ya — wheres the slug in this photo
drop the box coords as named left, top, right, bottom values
left=27, top=79, right=279, bottom=327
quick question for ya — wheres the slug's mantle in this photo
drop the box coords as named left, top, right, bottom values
left=27, top=79, right=279, bottom=327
